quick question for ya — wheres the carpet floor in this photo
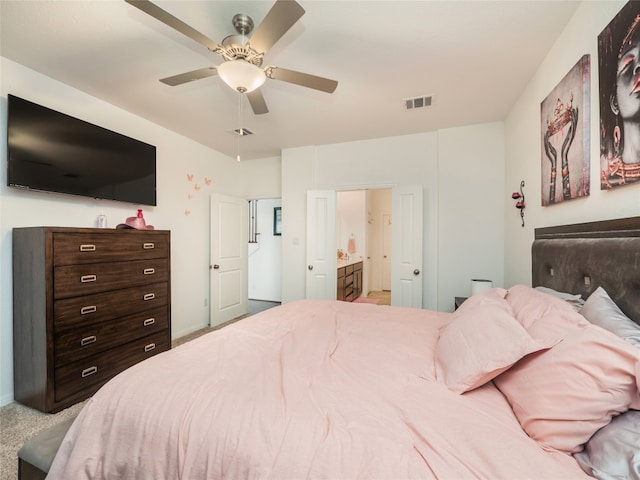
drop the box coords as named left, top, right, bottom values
left=0, top=400, right=85, bottom=480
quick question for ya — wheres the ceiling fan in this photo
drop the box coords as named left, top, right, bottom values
left=124, top=0, right=338, bottom=115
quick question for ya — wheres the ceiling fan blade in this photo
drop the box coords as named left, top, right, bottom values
left=246, top=89, right=269, bottom=115
left=125, top=0, right=221, bottom=52
left=249, top=0, right=305, bottom=54
left=159, top=67, right=218, bottom=86
left=268, top=67, right=338, bottom=93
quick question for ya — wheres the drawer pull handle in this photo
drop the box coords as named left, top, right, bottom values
left=143, top=268, right=155, bottom=275
left=143, top=293, right=155, bottom=301
left=144, top=343, right=156, bottom=352
left=79, top=244, right=96, bottom=252
left=80, top=305, right=97, bottom=315
left=143, top=243, right=155, bottom=250
left=81, top=366, right=98, bottom=378
left=80, top=274, right=97, bottom=283
left=80, top=335, right=97, bottom=346
left=143, top=318, right=155, bottom=326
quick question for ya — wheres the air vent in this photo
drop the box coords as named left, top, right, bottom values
left=228, top=128, right=254, bottom=136
left=404, top=95, right=433, bottom=110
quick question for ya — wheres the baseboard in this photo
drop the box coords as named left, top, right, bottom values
left=1, top=391, right=15, bottom=407
left=172, top=322, right=210, bottom=341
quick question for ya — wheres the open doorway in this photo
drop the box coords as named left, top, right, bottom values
left=308, top=185, right=422, bottom=308
left=247, top=198, right=282, bottom=314
left=336, top=188, right=391, bottom=305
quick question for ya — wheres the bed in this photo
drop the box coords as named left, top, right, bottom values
left=47, top=217, right=640, bottom=479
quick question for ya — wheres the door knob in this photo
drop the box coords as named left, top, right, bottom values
left=413, top=269, right=420, bottom=276
left=308, top=265, right=314, bottom=270
left=213, top=264, right=220, bottom=270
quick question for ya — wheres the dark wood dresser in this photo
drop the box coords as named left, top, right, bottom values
left=13, top=227, right=171, bottom=413
left=337, top=261, right=363, bottom=302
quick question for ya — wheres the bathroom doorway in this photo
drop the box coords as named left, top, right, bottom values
left=336, top=188, right=391, bottom=304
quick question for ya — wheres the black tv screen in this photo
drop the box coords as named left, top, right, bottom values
left=7, top=94, right=157, bottom=206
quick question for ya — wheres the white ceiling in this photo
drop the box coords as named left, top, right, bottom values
left=1, top=0, right=580, bottom=161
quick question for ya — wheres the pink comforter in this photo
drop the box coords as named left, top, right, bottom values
left=48, top=299, right=589, bottom=479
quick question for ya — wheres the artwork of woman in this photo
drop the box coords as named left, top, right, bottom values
left=599, top=1, right=640, bottom=188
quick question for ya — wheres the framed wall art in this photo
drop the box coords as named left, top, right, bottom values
left=540, top=54, right=590, bottom=206
left=598, top=1, right=640, bottom=189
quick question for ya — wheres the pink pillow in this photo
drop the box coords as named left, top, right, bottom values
left=505, top=285, right=589, bottom=344
left=435, top=288, right=551, bottom=394
left=493, top=323, right=640, bottom=454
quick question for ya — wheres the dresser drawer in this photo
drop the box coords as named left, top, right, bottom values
left=53, top=232, right=169, bottom=265
left=54, top=282, right=169, bottom=332
left=54, top=258, right=169, bottom=299
left=54, top=331, right=169, bottom=403
left=54, top=307, right=169, bottom=366
left=345, top=285, right=354, bottom=298
left=345, top=264, right=354, bottom=275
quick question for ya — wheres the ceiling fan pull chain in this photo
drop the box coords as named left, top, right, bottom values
left=236, top=92, right=243, bottom=162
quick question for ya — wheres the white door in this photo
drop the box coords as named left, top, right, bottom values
left=210, top=194, right=248, bottom=326
left=391, top=185, right=423, bottom=308
left=366, top=202, right=376, bottom=292
left=382, top=213, right=392, bottom=290
left=306, top=190, right=336, bottom=299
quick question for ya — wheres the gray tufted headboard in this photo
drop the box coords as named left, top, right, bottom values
left=532, top=216, right=640, bottom=324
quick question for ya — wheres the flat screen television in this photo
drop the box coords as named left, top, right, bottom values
left=7, top=94, right=157, bottom=206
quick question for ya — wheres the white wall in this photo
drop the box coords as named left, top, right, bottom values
left=0, top=58, right=281, bottom=406
left=504, top=0, right=640, bottom=287
left=281, top=124, right=505, bottom=312
left=438, top=123, right=505, bottom=310
left=248, top=198, right=282, bottom=302
left=235, top=156, right=281, bottom=199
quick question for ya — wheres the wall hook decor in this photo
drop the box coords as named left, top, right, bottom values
left=512, top=180, right=526, bottom=227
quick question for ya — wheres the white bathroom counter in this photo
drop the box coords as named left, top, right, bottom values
left=337, top=257, right=363, bottom=268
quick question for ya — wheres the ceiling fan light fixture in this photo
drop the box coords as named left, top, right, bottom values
left=217, top=60, right=266, bottom=93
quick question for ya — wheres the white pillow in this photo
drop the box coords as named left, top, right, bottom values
left=580, top=287, right=640, bottom=347
left=574, top=409, right=640, bottom=479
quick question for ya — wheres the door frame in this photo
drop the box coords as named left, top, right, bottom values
left=306, top=184, right=424, bottom=308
